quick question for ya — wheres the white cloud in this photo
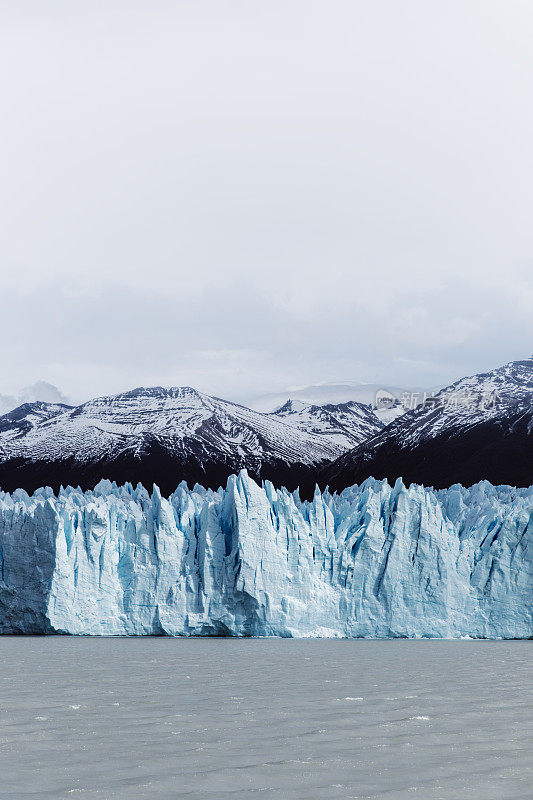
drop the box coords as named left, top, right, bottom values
left=0, top=382, right=70, bottom=415
left=0, top=2, right=531, bottom=399
left=0, top=278, right=529, bottom=405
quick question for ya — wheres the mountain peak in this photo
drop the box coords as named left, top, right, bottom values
left=321, top=356, right=533, bottom=492
left=0, top=401, right=73, bottom=436
left=0, top=385, right=344, bottom=495
left=114, top=386, right=203, bottom=400
left=270, top=396, right=383, bottom=451
left=273, top=399, right=309, bottom=414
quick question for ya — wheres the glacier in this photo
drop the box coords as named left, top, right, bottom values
left=0, top=470, right=531, bottom=638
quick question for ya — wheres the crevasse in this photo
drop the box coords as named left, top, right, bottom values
left=0, top=471, right=531, bottom=638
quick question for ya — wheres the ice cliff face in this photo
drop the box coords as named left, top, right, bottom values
left=0, top=471, right=531, bottom=638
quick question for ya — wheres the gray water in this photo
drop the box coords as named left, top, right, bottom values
left=0, top=639, right=531, bottom=800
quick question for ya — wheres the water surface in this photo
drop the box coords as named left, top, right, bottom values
left=0, top=639, right=531, bottom=799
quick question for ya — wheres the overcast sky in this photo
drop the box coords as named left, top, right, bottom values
left=1, top=1, right=532, bottom=405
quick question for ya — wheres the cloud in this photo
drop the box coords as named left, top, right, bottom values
left=0, top=277, right=530, bottom=405
left=0, top=3, right=532, bottom=402
left=0, top=381, right=70, bottom=415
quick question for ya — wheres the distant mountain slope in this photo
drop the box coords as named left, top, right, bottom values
left=250, top=381, right=431, bottom=414
left=270, top=399, right=383, bottom=450
left=0, top=387, right=348, bottom=495
left=0, top=401, right=73, bottom=436
left=321, top=357, right=533, bottom=491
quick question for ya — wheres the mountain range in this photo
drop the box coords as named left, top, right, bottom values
left=0, top=356, right=531, bottom=494
left=0, top=387, right=380, bottom=495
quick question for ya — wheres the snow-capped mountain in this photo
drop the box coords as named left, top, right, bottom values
left=322, top=357, right=533, bottom=491
left=0, top=387, right=353, bottom=495
left=0, top=401, right=73, bottom=437
left=270, top=399, right=383, bottom=449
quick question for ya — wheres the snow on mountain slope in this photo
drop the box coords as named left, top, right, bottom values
left=0, top=387, right=344, bottom=463
left=322, top=357, right=533, bottom=491
left=271, top=399, right=383, bottom=449
left=0, top=402, right=73, bottom=437
left=0, top=470, right=530, bottom=637
left=0, top=387, right=348, bottom=495
left=372, top=400, right=406, bottom=426
left=387, top=356, right=533, bottom=448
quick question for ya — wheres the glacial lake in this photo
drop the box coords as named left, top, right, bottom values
left=0, top=638, right=531, bottom=799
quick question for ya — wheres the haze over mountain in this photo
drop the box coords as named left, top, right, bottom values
left=0, top=382, right=70, bottom=416
left=250, top=382, right=426, bottom=412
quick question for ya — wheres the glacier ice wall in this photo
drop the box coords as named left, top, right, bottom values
left=0, top=471, right=531, bottom=637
